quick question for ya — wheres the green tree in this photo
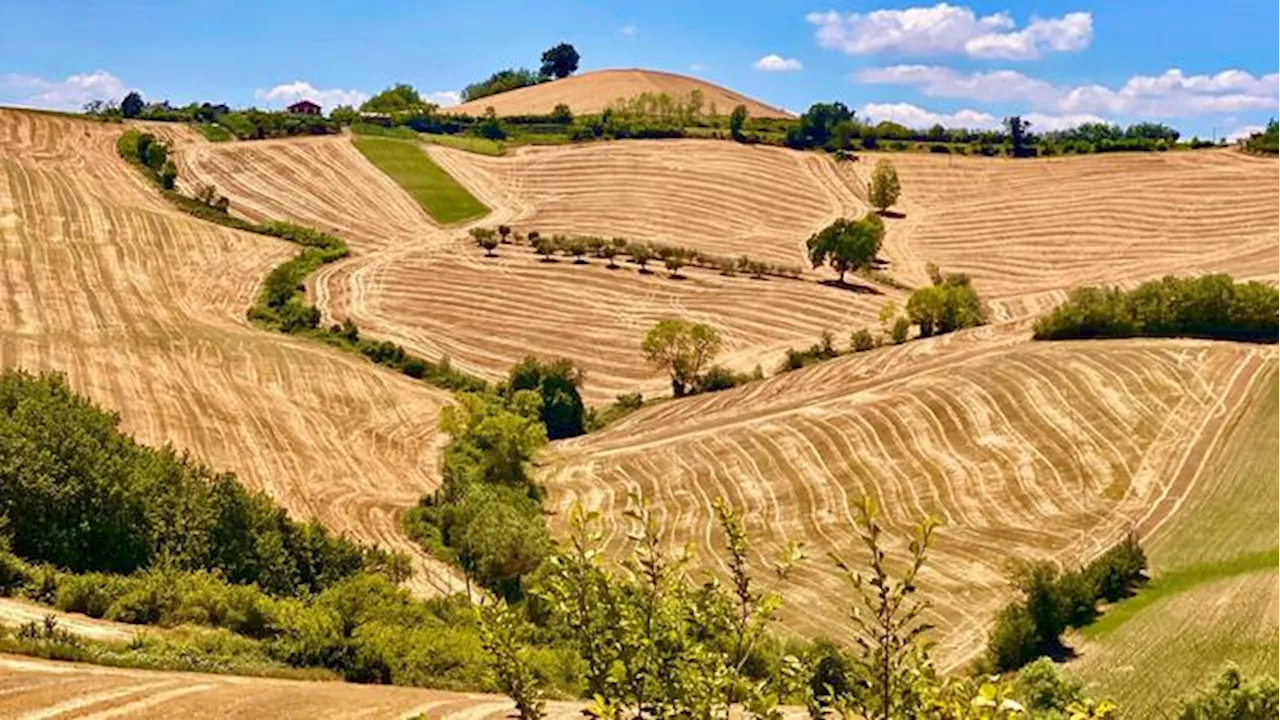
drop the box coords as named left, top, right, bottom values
left=540, top=43, right=581, bottom=79
left=806, top=215, right=884, bottom=284
left=534, top=234, right=556, bottom=261
left=641, top=319, right=722, bottom=396
left=868, top=159, right=901, bottom=213
left=361, top=84, right=431, bottom=114
left=503, top=356, right=586, bottom=440
left=121, top=91, right=144, bottom=119
left=551, top=103, right=573, bottom=124
left=470, top=227, right=499, bottom=256
left=730, top=104, right=749, bottom=141
left=907, top=273, right=985, bottom=338
left=329, top=105, right=358, bottom=125
left=628, top=242, right=653, bottom=272
left=1176, top=665, right=1279, bottom=719
left=1005, top=116, right=1032, bottom=158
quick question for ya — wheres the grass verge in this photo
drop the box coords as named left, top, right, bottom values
left=420, top=132, right=506, bottom=156
left=194, top=123, right=234, bottom=142
left=352, top=135, right=489, bottom=224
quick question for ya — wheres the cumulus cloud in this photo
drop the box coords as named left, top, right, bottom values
left=860, top=102, right=1105, bottom=131
left=426, top=90, right=461, bottom=108
left=807, top=4, right=1091, bottom=60
left=621, top=24, right=639, bottom=37
left=254, top=81, right=368, bottom=111
left=0, top=70, right=131, bottom=110
left=858, top=64, right=1280, bottom=118
left=753, top=54, right=803, bottom=72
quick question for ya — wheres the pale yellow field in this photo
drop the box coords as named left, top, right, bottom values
left=540, top=337, right=1275, bottom=665
left=445, top=68, right=793, bottom=118
left=176, top=134, right=894, bottom=402
left=0, top=109, right=463, bottom=598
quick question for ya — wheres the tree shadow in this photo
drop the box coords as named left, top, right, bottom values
left=539, top=257, right=559, bottom=263
left=819, top=279, right=882, bottom=295
left=877, top=210, right=907, bottom=219
left=638, top=267, right=654, bottom=275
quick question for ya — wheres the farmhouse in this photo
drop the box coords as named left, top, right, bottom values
left=286, top=99, right=322, bottom=115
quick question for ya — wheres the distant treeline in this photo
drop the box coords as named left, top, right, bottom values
left=1033, top=275, right=1279, bottom=344
left=1241, top=119, right=1279, bottom=155
left=86, top=92, right=340, bottom=140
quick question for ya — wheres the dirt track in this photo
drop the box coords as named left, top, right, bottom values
left=0, top=110, right=464, bottom=598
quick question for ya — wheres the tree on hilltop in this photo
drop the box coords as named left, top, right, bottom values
left=121, top=91, right=144, bottom=119
left=361, top=84, right=432, bottom=114
left=540, top=43, right=580, bottom=79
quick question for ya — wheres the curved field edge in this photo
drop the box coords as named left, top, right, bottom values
left=0, top=108, right=466, bottom=599
left=352, top=135, right=489, bottom=224
left=539, top=334, right=1274, bottom=665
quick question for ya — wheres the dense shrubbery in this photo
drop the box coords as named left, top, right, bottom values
left=463, top=68, right=547, bottom=102
left=1241, top=119, right=1278, bottom=155
left=985, top=534, right=1147, bottom=672
left=501, top=356, right=587, bottom=440
left=1032, top=275, right=1279, bottom=344
left=91, top=93, right=337, bottom=140
left=907, top=268, right=986, bottom=337
left=1175, top=665, right=1279, bottom=719
left=0, top=370, right=385, bottom=595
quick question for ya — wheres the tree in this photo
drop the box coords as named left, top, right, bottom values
left=600, top=242, right=619, bottom=268
left=329, top=105, right=358, bottom=125
left=641, top=319, right=722, bottom=396
left=868, top=159, right=901, bottom=213
left=121, top=91, right=144, bottom=119
left=664, top=252, right=686, bottom=278
left=497, top=225, right=512, bottom=243
left=806, top=215, right=884, bottom=283
left=540, top=43, right=580, bottom=79
left=470, top=227, right=499, bottom=256
left=360, top=84, right=432, bottom=115
left=729, top=104, right=748, bottom=141
left=462, top=69, right=545, bottom=103
left=628, top=242, right=653, bottom=272
left=1176, top=665, right=1278, bottom=719
left=1005, top=116, right=1032, bottom=158
left=534, top=234, right=556, bottom=261
left=503, top=356, right=586, bottom=440
left=551, top=103, right=573, bottom=124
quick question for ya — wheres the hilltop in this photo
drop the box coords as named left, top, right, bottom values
left=445, top=68, right=793, bottom=119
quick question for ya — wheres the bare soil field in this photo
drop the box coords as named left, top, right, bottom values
left=445, top=68, right=793, bottom=118
left=176, top=134, right=891, bottom=402
left=0, top=109, right=463, bottom=597
left=539, top=336, right=1276, bottom=665
left=857, top=149, right=1280, bottom=321
left=0, top=653, right=587, bottom=719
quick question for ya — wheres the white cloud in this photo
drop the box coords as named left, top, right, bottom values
left=1226, top=124, right=1264, bottom=142
left=426, top=90, right=461, bottom=108
left=861, top=102, right=999, bottom=129
left=858, top=64, right=1280, bottom=118
left=621, top=24, right=639, bottom=37
left=753, top=54, right=804, bottom=72
left=0, top=70, right=131, bottom=110
left=807, top=4, right=1091, bottom=60
left=860, top=102, right=1104, bottom=131
left=254, top=81, right=368, bottom=111
left=689, top=63, right=709, bottom=72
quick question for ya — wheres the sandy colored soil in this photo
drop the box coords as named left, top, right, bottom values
left=176, top=135, right=892, bottom=402
left=0, top=109, right=464, bottom=598
left=0, top=600, right=138, bottom=645
left=854, top=149, right=1279, bottom=321
left=445, top=68, right=793, bottom=119
left=540, top=336, right=1277, bottom=665
left=0, top=653, right=591, bottom=719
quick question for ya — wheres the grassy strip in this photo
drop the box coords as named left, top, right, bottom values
left=194, top=123, right=234, bottom=142
left=1082, top=548, right=1280, bottom=639
left=352, top=135, right=489, bottom=224
left=420, top=132, right=506, bottom=156
left=116, top=128, right=487, bottom=394
left=350, top=121, right=420, bottom=139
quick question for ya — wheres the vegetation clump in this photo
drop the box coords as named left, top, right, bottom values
left=907, top=269, right=986, bottom=337
left=642, top=319, right=723, bottom=397
left=806, top=214, right=885, bottom=284
left=1033, top=275, right=1279, bottom=344
left=1240, top=119, right=1278, bottom=155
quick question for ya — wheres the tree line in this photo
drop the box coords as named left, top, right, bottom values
left=460, top=43, right=581, bottom=102
left=1033, top=275, right=1278, bottom=344
left=88, top=91, right=339, bottom=139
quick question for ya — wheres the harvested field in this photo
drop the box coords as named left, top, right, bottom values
left=858, top=149, right=1280, bottom=321
left=539, top=337, right=1276, bottom=664
left=0, top=109, right=463, bottom=597
left=446, top=68, right=793, bottom=119
left=0, top=653, right=585, bottom=719
left=176, top=134, right=888, bottom=402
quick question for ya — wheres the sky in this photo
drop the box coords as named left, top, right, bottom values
left=1, top=0, right=1276, bottom=139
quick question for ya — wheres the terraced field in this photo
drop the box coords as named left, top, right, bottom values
left=861, top=149, right=1280, bottom=321
left=540, top=336, right=1276, bottom=665
left=176, top=134, right=890, bottom=402
left=0, top=109, right=463, bottom=598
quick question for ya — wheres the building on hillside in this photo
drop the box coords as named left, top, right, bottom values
left=286, top=100, right=322, bottom=116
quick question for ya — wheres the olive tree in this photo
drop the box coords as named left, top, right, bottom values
left=470, top=227, right=499, bottom=256
left=806, top=215, right=884, bottom=284
left=641, top=319, right=722, bottom=396
left=869, top=159, right=901, bottom=213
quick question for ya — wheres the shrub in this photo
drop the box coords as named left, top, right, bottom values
left=502, top=356, right=587, bottom=440
left=1176, top=664, right=1279, bottom=719
left=891, top=316, right=910, bottom=344
left=907, top=272, right=985, bottom=337
left=850, top=328, right=877, bottom=352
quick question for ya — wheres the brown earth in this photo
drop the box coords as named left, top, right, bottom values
left=445, top=68, right=793, bottom=119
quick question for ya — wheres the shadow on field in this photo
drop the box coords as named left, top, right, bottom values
left=819, top=279, right=882, bottom=295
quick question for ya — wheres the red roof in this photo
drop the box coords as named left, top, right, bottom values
left=287, top=100, right=321, bottom=112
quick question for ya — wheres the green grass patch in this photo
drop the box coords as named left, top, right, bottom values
left=1083, top=548, right=1279, bottom=639
left=194, top=123, right=234, bottom=142
left=420, top=132, right=506, bottom=156
left=350, top=121, right=420, bottom=139
left=352, top=135, right=488, bottom=224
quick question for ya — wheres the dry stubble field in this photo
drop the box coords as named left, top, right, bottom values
left=0, top=109, right=464, bottom=598
left=176, top=134, right=894, bottom=402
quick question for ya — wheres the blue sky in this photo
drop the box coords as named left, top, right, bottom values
left=2, top=0, right=1276, bottom=138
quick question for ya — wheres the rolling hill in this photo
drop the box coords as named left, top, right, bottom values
left=445, top=68, right=793, bottom=118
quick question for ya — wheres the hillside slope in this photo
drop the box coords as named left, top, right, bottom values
left=0, top=109, right=463, bottom=597
left=446, top=68, right=793, bottom=118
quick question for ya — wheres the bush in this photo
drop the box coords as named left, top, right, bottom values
left=907, top=272, right=985, bottom=337
left=850, top=328, right=877, bottom=352
left=891, top=316, right=910, bottom=344
left=1033, top=275, right=1278, bottom=344
left=1176, top=664, right=1279, bottom=719
left=502, top=356, right=587, bottom=440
